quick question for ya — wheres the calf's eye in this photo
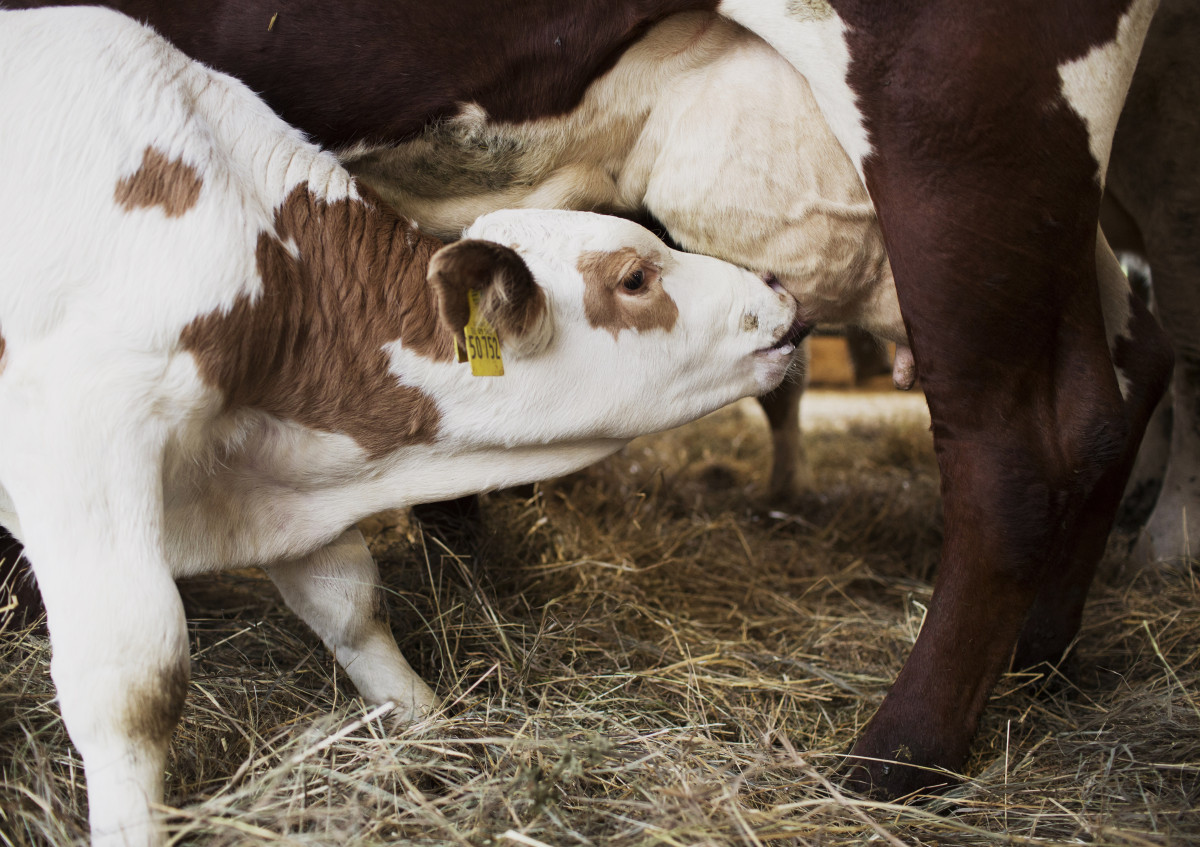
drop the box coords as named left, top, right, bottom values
left=622, top=269, right=645, bottom=292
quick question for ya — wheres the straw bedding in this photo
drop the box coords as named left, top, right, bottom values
left=1, top=391, right=1197, bottom=845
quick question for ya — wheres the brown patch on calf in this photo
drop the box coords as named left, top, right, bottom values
left=0, top=327, right=6, bottom=377
left=124, top=657, right=189, bottom=750
left=577, top=248, right=677, bottom=339
left=181, top=182, right=453, bottom=459
left=114, top=147, right=203, bottom=217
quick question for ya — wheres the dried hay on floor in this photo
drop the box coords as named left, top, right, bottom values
left=1, top=392, right=1197, bottom=845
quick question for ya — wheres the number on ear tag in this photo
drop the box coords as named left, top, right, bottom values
left=459, top=289, right=504, bottom=376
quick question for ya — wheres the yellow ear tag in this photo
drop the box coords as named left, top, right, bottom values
left=457, top=288, right=504, bottom=376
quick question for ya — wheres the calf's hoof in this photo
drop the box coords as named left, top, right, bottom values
left=384, top=681, right=439, bottom=728
left=840, top=751, right=959, bottom=802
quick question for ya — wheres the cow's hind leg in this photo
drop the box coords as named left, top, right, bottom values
left=0, top=399, right=185, bottom=847
left=1014, top=235, right=1173, bottom=670
left=717, top=0, right=1159, bottom=801
left=265, top=528, right=436, bottom=720
left=833, top=95, right=1144, bottom=800
left=844, top=250, right=1132, bottom=799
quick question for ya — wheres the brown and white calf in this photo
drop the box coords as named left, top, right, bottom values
left=0, top=8, right=804, bottom=844
left=16, top=2, right=899, bottom=505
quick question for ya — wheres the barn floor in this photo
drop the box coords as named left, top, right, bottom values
left=1, top=387, right=1198, bottom=846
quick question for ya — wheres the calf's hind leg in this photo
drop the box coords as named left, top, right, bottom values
left=0, top=401, right=186, bottom=847
left=266, top=528, right=436, bottom=719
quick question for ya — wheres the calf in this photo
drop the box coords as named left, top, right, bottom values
left=0, top=8, right=803, bottom=845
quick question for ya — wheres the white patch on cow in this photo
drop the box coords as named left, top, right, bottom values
left=1058, top=0, right=1158, bottom=184
left=718, top=0, right=873, bottom=180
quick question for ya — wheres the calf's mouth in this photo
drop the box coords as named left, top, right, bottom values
left=759, top=316, right=813, bottom=356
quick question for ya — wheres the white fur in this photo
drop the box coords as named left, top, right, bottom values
left=0, top=8, right=799, bottom=846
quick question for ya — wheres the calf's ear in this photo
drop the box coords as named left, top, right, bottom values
left=427, top=239, right=553, bottom=358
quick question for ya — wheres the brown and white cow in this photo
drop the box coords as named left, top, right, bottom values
left=0, top=8, right=804, bottom=843
left=13, top=0, right=1176, bottom=802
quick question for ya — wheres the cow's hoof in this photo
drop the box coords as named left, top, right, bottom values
left=767, top=461, right=812, bottom=501
left=841, top=717, right=964, bottom=801
left=1011, top=625, right=1077, bottom=676
left=840, top=747, right=959, bottom=802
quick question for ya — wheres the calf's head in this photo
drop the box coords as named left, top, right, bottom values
left=405, top=210, right=807, bottom=448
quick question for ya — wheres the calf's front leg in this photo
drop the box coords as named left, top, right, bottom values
left=266, top=528, right=436, bottom=719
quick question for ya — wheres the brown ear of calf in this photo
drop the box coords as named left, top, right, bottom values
left=427, top=239, right=552, bottom=357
